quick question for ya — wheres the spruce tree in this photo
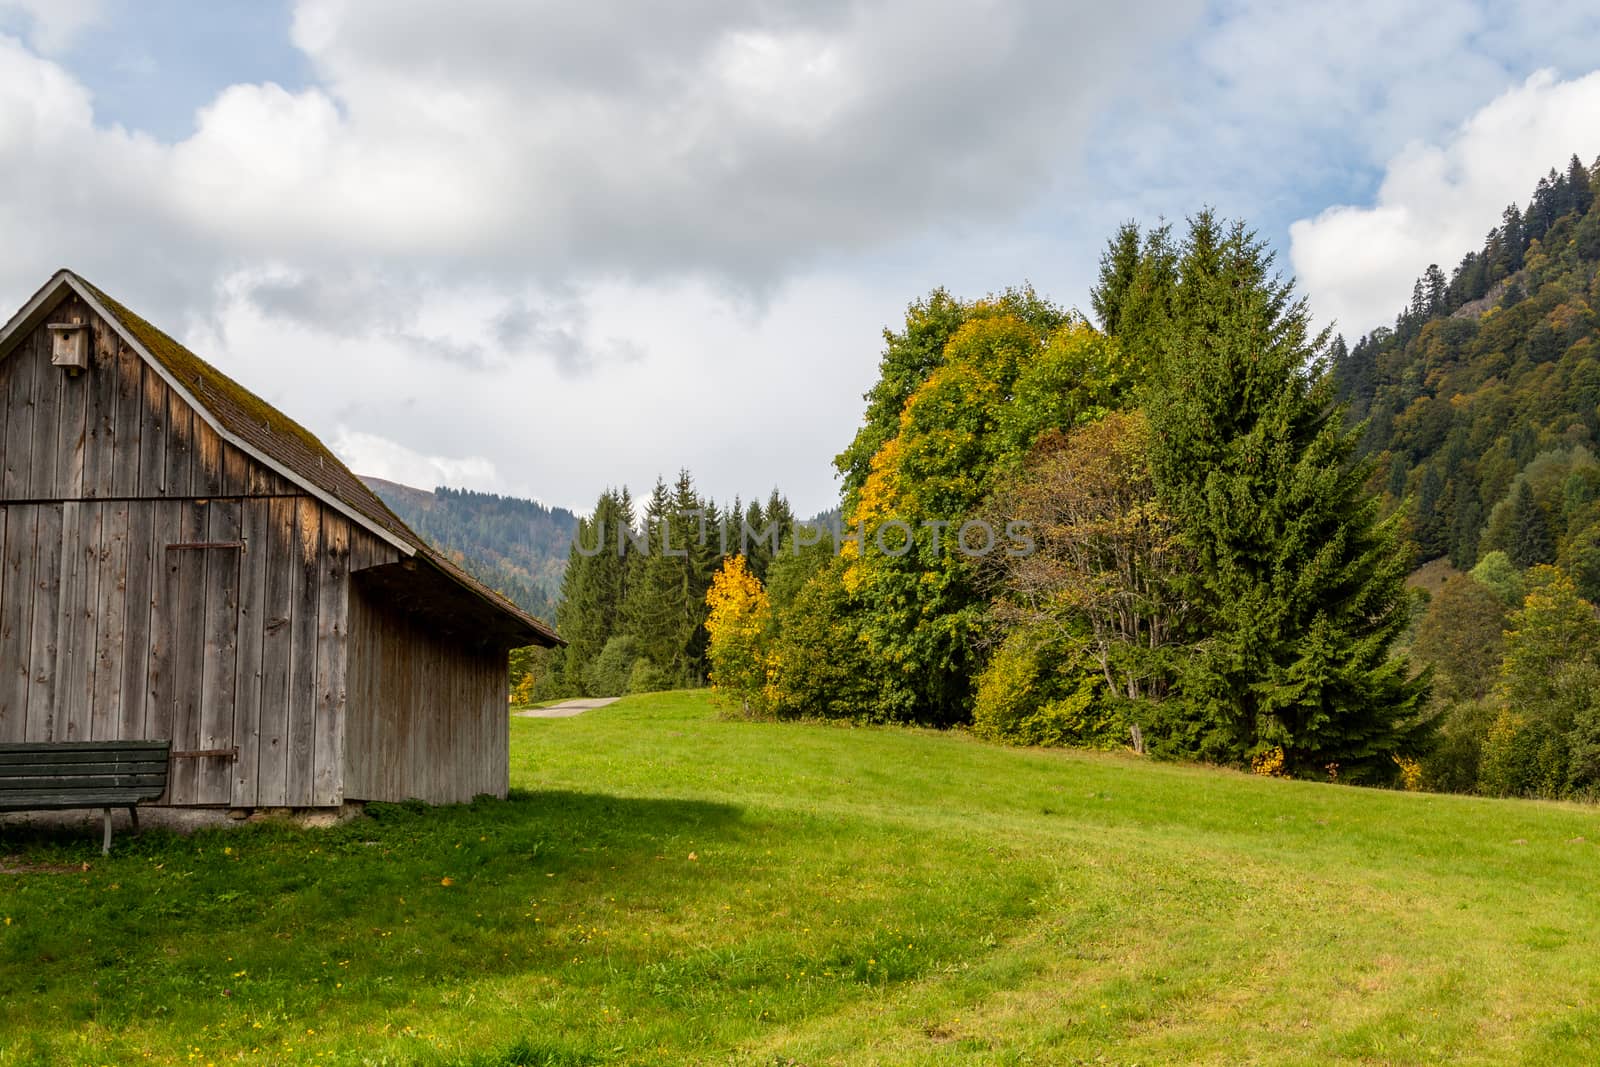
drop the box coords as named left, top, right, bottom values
left=1508, top=481, right=1555, bottom=567
left=1140, top=212, right=1429, bottom=777
left=556, top=488, right=634, bottom=693
left=1091, top=221, right=1143, bottom=333
left=673, top=471, right=718, bottom=681
left=1424, top=264, right=1448, bottom=313
left=622, top=478, right=683, bottom=677
left=1569, top=154, right=1593, bottom=216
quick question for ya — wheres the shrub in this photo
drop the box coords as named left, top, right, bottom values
left=626, top=658, right=672, bottom=695
left=972, top=629, right=1123, bottom=748
left=586, top=635, right=640, bottom=698
left=1421, top=699, right=1496, bottom=793
left=765, top=560, right=880, bottom=720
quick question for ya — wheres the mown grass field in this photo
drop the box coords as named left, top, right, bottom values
left=2, top=690, right=1599, bottom=1066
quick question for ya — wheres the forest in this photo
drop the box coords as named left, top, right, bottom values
left=501, top=152, right=1600, bottom=800
left=1332, top=152, right=1600, bottom=799
left=365, top=476, right=577, bottom=622
left=519, top=479, right=800, bottom=703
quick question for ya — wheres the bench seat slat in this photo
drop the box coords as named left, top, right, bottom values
left=0, top=774, right=169, bottom=791
left=0, top=790, right=164, bottom=810
left=0, top=746, right=170, bottom=766
left=0, top=760, right=169, bottom=778
left=0, top=748, right=172, bottom=755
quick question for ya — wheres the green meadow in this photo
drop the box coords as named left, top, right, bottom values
left=2, top=690, right=1598, bottom=1065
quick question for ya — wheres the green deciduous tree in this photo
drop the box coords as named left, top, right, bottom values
left=1481, top=566, right=1600, bottom=797
left=1410, top=573, right=1508, bottom=704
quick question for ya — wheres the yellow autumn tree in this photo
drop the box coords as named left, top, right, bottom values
left=705, top=555, right=773, bottom=714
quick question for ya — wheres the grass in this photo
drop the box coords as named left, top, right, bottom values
left=2, top=690, right=1598, bottom=1065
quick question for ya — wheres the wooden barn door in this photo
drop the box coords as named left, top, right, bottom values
left=158, top=500, right=243, bottom=806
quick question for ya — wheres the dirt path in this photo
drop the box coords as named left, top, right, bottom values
left=514, top=697, right=620, bottom=719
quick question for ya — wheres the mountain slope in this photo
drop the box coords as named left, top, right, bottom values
left=1334, top=153, right=1600, bottom=581
left=363, top=477, right=578, bottom=623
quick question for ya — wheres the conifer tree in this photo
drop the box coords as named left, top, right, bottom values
left=1508, top=481, right=1555, bottom=567
left=556, top=487, right=635, bottom=693
left=622, top=478, right=683, bottom=676
left=1091, top=221, right=1143, bottom=333
left=741, top=498, right=772, bottom=575
left=1569, top=154, right=1594, bottom=216
left=1424, top=264, right=1448, bottom=313
left=1139, top=212, right=1429, bottom=777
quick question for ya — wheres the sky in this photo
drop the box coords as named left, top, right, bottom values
left=2, top=1, right=1600, bottom=515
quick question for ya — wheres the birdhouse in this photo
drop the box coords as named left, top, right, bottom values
left=47, top=320, right=89, bottom=371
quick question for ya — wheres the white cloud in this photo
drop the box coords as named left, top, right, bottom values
left=329, top=429, right=500, bottom=493
left=197, top=266, right=895, bottom=515
left=0, top=0, right=1207, bottom=513
left=1289, top=69, right=1600, bottom=339
left=0, top=0, right=103, bottom=53
left=4, top=0, right=1600, bottom=517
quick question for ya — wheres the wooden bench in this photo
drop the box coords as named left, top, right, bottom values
left=0, top=741, right=170, bottom=855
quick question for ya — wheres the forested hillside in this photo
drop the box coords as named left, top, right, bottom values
left=363, top=477, right=577, bottom=622
left=1334, top=153, right=1600, bottom=576
left=1331, top=152, right=1600, bottom=801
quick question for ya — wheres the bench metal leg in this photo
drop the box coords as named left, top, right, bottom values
left=127, top=806, right=139, bottom=833
left=102, top=808, right=112, bottom=856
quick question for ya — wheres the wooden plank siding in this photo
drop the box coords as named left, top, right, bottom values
left=0, top=290, right=511, bottom=809
left=344, top=576, right=510, bottom=805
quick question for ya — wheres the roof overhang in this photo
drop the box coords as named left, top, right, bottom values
left=353, top=556, right=563, bottom=650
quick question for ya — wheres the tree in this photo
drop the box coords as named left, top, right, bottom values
left=834, top=287, right=1067, bottom=509
left=839, top=306, right=1131, bottom=724
left=622, top=478, right=692, bottom=680
left=1410, top=573, right=1508, bottom=704
left=766, top=557, right=880, bottom=720
left=1090, top=222, right=1177, bottom=357
left=1469, top=550, right=1524, bottom=605
left=1481, top=567, right=1600, bottom=797
left=1424, top=264, right=1449, bottom=313
left=1507, top=481, right=1554, bottom=567
left=1090, top=221, right=1143, bottom=333
left=1138, top=212, right=1429, bottom=777
left=555, top=487, right=635, bottom=694
left=1569, top=154, right=1594, bottom=216
left=983, top=411, right=1188, bottom=709
left=704, top=555, right=773, bottom=714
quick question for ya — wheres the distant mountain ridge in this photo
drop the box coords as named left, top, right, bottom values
left=362, top=476, right=578, bottom=623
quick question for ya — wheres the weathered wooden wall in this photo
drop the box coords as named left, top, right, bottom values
left=345, top=578, right=510, bottom=805
left=0, top=294, right=401, bottom=806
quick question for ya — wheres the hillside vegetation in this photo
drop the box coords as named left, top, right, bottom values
left=1327, top=155, right=1600, bottom=801
left=365, top=476, right=577, bottom=622
left=1334, top=153, right=1600, bottom=572
left=3, top=690, right=1599, bottom=1065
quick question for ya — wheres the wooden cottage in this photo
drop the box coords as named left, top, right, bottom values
left=0, top=270, right=560, bottom=809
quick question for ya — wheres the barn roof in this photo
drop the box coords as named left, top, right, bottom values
left=0, top=269, right=562, bottom=650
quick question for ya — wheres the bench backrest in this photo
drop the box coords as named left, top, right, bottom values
left=0, top=740, right=171, bottom=801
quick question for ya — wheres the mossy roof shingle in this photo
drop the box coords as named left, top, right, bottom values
left=10, top=270, right=560, bottom=649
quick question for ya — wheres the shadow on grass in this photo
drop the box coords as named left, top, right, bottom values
left=0, top=787, right=740, bottom=863
left=0, top=789, right=747, bottom=1037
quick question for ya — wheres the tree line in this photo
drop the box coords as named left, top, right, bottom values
left=515, top=477, right=797, bottom=703
left=701, top=212, right=1424, bottom=783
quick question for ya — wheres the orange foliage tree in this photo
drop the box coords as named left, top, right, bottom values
left=705, top=555, right=773, bottom=713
